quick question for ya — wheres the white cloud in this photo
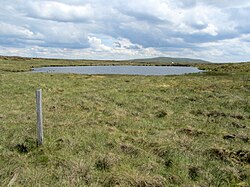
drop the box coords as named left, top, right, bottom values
left=88, top=36, right=111, bottom=51
left=0, top=36, right=162, bottom=60
left=0, top=0, right=249, bottom=62
left=23, top=1, right=94, bottom=22
left=0, top=22, right=42, bottom=39
left=87, top=36, right=162, bottom=59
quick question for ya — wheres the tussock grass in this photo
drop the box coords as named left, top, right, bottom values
left=0, top=57, right=250, bottom=186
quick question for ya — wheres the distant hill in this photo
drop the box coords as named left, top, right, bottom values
left=0, top=55, right=211, bottom=64
left=131, top=57, right=211, bottom=64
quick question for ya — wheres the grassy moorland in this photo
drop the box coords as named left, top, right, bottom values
left=0, top=57, right=249, bottom=186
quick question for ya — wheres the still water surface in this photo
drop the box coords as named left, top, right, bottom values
left=32, top=66, right=203, bottom=76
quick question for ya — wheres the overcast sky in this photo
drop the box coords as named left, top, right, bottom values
left=0, top=0, right=250, bottom=62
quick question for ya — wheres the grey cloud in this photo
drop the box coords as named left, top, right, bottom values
left=199, top=0, right=250, bottom=8
left=114, top=27, right=192, bottom=50
left=114, top=41, right=141, bottom=50
left=190, top=23, right=207, bottom=30
left=227, top=7, right=250, bottom=34
left=118, top=9, right=165, bottom=24
left=175, top=0, right=197, bottom=8
left=114, top=42, right=121, bottom=48
left=0, top=0, right=250, bottom=62
left=181, top=32, right=239, bottom=44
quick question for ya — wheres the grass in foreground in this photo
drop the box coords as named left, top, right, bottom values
left=0, top=57, right=250, bottom=186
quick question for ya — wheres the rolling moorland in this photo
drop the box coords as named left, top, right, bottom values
left=0, top=56, right=250, bottom=186
left=130, top=57, right=210, bottom=64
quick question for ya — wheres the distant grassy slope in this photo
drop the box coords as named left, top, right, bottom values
left=0, top=56, right=129, bottom=72
left=131, top=57, right=211, bottom=64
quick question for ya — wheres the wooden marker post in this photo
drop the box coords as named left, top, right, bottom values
left=36, top=89, right=43, bottom=145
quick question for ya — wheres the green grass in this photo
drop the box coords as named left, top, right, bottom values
left=0, top=57, right=250, bottom=186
